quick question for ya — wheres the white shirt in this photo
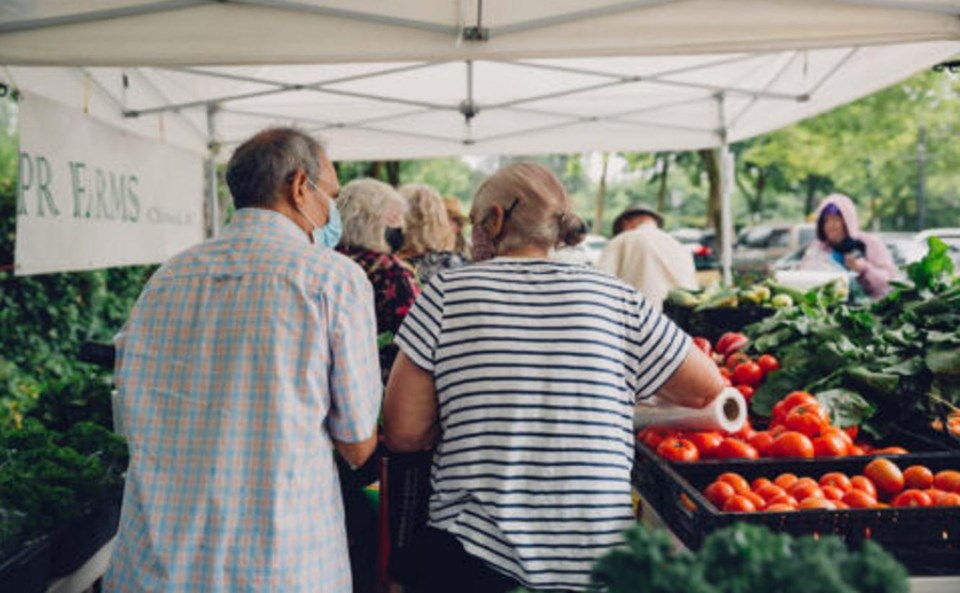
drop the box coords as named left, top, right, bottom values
left=596, top=221, right=698, bottom=310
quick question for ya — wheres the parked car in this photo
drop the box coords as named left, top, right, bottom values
left=671, top=227, right=720, bottom=285
left=733, top=223, right=816, bottom=275
left=552, top=233, right=608, bottom=266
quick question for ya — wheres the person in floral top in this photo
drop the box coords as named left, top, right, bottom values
left=398, top=183, right=467, bottom=283
left=336, top=178, right=420, bottom=385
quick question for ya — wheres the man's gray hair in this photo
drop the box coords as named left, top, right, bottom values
left=338, top=178, right=408, bottom=253
left=225, top=127, right=325, bottom=209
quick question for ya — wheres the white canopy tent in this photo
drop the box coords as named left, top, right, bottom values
left=2, top=0, right=960, bottom=279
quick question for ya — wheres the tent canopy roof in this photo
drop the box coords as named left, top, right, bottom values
left=2, top=0, right=959, bottom=160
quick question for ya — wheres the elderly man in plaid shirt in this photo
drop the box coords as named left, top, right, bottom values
left=104, top=128, right=381, bottom=592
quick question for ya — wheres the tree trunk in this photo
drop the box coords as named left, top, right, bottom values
left=593, top=152, right=610, bottom=235
left=805, top=175, right=818, bottom=217
left=699, top=149, right=723, bottom=248
left=386, top=161, right=401, bottom=187
left=657, top=154, right=670, bottom=213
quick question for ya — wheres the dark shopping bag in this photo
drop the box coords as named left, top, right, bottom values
left=383, top=450, right=433, bottom=585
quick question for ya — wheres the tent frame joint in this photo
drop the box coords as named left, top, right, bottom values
left=462, top=26, right=490, bottom=41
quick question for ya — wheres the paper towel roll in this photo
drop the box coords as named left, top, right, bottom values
left=634, top=387, right=747, bottom=433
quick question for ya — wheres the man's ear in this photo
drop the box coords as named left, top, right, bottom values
left=288, top=169, right=309, bottom=210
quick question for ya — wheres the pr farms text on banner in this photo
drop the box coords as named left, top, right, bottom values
left=15, top=92, right=204, bottom=276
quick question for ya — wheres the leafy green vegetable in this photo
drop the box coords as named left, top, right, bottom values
left=575, top=523, right=909, bottom=593
left=746, top=241, right=960, bottom=437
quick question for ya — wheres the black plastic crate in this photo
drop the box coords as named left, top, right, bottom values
left=49, top=494, right=122, bottom=578
left=0, top=536, right=50, bottom=593
left=635, top=445, right=960, bottom=576
left=662, top=302, right=776, bottom=343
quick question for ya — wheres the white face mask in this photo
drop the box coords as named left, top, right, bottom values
left=302, top=178, right=342, bottom=248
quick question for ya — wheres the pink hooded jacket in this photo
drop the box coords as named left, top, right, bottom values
left=800, top=193, right=898, bottom=299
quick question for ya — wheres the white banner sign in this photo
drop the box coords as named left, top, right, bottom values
left=15, top=92, right=205, bottom=275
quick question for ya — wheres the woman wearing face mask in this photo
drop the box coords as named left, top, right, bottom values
left=800, top=193, right=897, bottom=300
left=397, top=183, right=467, bottom=283
left=336, top=178, right=420, bottom=385
left=382, top=163, right=726, bottom=593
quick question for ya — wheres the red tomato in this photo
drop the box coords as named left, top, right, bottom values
left=732, top=361, right=764, bottom=388
left=903, top=465, right=934, bottom=490
left=723, top=494, right=757, bottom=513
left=937, top=493, right=960, bottom=506
left=748, top=431, right=776, bottom=456
left=640, top=427, right=676, bottom=449
left=743, top=491, right=767, bottom=511
left=768, top=431, right=815, bottom=458
left=788, top=478, right=823, bottom=502
left=812, top=433, right=848, bottom=457
left=774, top=473, right=799, bottom=491
left=754, top=483, right=787, bottom=502
left=764, top=503, right=796, bottom=512
left=714, top=438, right=759, bottom=460
left=724, top=351, right=752, bottom=373
left=767, top=493, right=799, bottom=509
left=872, top=446, right=909, bottom=456
left=687, top=432, right=724, bottom=458
left=704, top=481, right=737, bottom=508
left=785, top=405, right=827, bottom=438
left=842, top=425, right=859, bottom=441
left=782, top=391, right=819, bottom=414
left=822, top=427, right=854, bottom=453
left=717, top=472, right=751, bottom=495
left=735, top=384, right=755, bottom=401
left=692, top=337, right=713, bottom=356
left=933, top=470, right=960, bottom=493
left=799, top=497, right=836, bottom=510
left=848, top=445, right=867, bottom=456
left=819, top=472, right=852, bottom=492
left=751, top=477, right=773, bottom=491
left=842, top=489, right=877, bottom=509
left=732, top=419, right=756, bottom=441
left=891, top=489, right=933, bottom=508
left=864, top=458, right=905, bottom=498
left=771, top=400, right=790, bottom=426
left=821, top=485, right=846, bottom=501
left=657, top=437, right=700, bottom=462
left=757, top=354, right=780, bottom=375
left=850, top=475, right=878, bottom=498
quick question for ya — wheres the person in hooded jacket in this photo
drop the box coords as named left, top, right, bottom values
left=800, top=193, right=897, bottom=300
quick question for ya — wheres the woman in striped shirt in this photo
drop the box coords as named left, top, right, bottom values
left=384, top=162, right=726, bottom=593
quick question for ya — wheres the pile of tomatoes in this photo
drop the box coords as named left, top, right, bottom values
left=639, top=390, right=907, bottom=462
left=692, top=332, right=779, bottom=403
left=702, top=460, right=960, bottom=513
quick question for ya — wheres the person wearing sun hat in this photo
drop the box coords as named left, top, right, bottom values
left=597, top=205, right=698, bottom=310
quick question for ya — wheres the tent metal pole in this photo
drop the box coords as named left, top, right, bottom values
left=495, top=0, right=680, bottom=36
left=232, top=0, right=457, bottom=34
left=0, top=0, right=208, bottom=35
left=833, top=0, right=960, bottom=15
left=206, top=103, right=220, bottom=238
left=718, top=94, right=734, bottom=286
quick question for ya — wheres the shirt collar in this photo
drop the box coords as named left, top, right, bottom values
left=224, top=208, right=309, bottom=243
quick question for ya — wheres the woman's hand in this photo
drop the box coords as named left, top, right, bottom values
left=844, top=253, right=867, bottom=273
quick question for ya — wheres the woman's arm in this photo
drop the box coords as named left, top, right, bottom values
left=383, top=351, right=439, bottom=452
left=655, top=346, right=727, bottom=409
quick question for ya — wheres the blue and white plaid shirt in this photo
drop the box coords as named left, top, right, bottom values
left=105, top=208, right=381, bottom=592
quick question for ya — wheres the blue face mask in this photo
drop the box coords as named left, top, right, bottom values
left=304, top=178, right=342, bottom=248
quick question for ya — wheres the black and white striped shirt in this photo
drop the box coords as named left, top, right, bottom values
left=395, top=258, right=689, bottom=591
